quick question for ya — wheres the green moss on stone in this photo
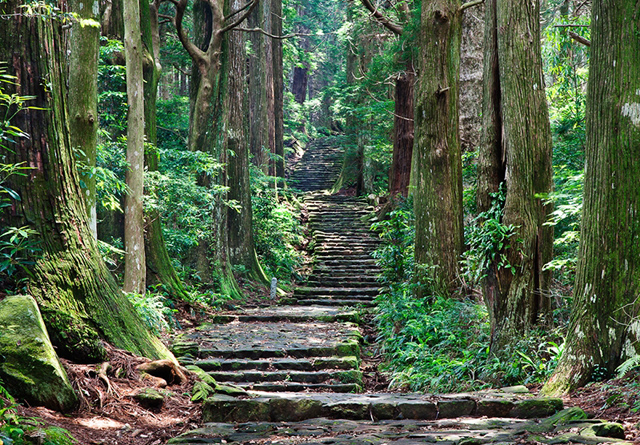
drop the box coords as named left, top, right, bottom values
left=0, top=295, right=78, bottom=412
left=337, top=370, right=363, bottom=385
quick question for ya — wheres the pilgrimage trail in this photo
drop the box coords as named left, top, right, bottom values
left=167, top=140, right=632, bottom=444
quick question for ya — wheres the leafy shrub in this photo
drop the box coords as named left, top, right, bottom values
left=125, top=291, right=177, bottom=335
left=251, top=167, right=304, bottom=284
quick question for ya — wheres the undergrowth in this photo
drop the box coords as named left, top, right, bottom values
left=372, top=202, right=564, bottom=393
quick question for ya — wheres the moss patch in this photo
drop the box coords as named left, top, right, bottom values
left=41, top=308, right=106, bottom=363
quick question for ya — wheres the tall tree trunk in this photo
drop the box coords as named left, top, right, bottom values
left=68, top=0, right=100, bottom=238
left=272, top=0, right=285, bottom=177
left=543, top=0, right=640, bottom=395
left=411, top=0, right=463, bottom=295
left=101, top=0, right=124, bottom=38
left=389, top=68, right=415, bottom=198
left=478, top=0, right=554, bottom=353
left=224, top=0, right=270, bottom=286
left=0, top=0, right=171, bottom=361
left=248, top=3, right=269, bottom=171
left=123, top=0, right=147, bottom=294
left=292, top=67, right=309, bottom=105
left=141, top=0, right=189, bottom=299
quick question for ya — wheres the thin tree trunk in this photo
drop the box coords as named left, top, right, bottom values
left=123, top=0, right=146, bottom=294
left=543, top=0, right=640, bottom=395
left=141, top=0, right=189, bottom=299
left=0, top=0, right=171, bottom=361
left=68, top=0, right=100, bottom=238
left=478, top=0, right=554, bottom=353
left=412, top=0, right=464, bottom=295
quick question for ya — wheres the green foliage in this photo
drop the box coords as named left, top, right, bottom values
left=371, top=200, right=414, bottom=285
left=98, top=38, right=127, bottom=136
left=1, top=380, right=76, bottom=445
left=125, top=291, right=177, bottom=335
left=251, top=167, right=304, bottom=283
left=461, top=184, right=518, bottom=287
left=0, top=64, right=35, bottom=152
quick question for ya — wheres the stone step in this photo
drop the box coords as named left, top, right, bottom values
left=199, top=391, right=565, bottom=423
left=294, top=298, right=376, bottom=307
left=295, top=287, right=379, bottom=297
left=195, top=356, right=360, bottom=372
left=172, top=322, right=362, bottom=361
left=304, top=280, right=378, bottom=288
left=207, top=306, right=362, bottom=324
left=231, top=382, right=361, bottom=393
left=169, top=407, right=629, bottom=445
left=206, top=369, right=363, bottom=386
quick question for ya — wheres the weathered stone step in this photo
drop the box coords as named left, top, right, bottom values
left=200, top=391, right=565, bottom=423
left=305, top=280, right=378, bottom=288
left=295, top=298, right=376, bottom=307
left=206, top=369, right=363, bottom=386
left=172, top=322, right=362, bottom=361
left=169, top=407, right=633, bottom=445
left=207, top=306, right=361, bottom=324
left=232, top=382, right=361, bottom=393
left=295, top=287, right=379, bottom=297
left=195, top=356, right=359, bottom=372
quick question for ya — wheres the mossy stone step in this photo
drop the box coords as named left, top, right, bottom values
left=205, top=306, right=362, bottom=323
left=195, top=356, right=360, bottom=372
left=295, top=287, right=379, bottom=297
left=234, top=382, right=362, bottom=393
left=200, top=392, right=564, bottom=424
left=295, top=299, right=376, bottom=308
left=206, top=369, right=363, bottom=385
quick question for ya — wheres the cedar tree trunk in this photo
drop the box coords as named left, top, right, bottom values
left=411, top=0, right=463, bottom=294
left=544, top=0, right=640, bottom=395
left=478, top=0, right=554, bottom=353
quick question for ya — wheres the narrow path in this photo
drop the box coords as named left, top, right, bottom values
left=168, top=140, right=629, bottom=444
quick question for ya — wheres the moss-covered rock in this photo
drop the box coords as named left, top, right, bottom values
left=582, top=422, right=626, bottom=439
left=0, top=295, right=78, bottom=412
left=511, top=397, right=563, bottom=418
left=40, top=308, right=106, bottom=363
left=134, top=388, right=165, bottom=409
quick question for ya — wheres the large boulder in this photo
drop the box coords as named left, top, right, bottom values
left=0, top=295, right=78, bottom=412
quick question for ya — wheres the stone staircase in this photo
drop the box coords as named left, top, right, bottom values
left=166, top=140, right=629, bottom=445
left=173, top=140, right=379, bottom=394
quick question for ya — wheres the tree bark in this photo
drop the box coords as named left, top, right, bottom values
left=543, top=0, right=640, bottom=395
left=123, top=0, right=147, bottom=294
left=389, top=68, right=415, bottom=198
left=224, top=0, right=270, bottom=286
left=248, top=2, right=269, bottom=171
left=411, top=0, right=464, bottom=295
left=141, top=0, right=189, bottom=299
left=272, top=0, right=285, bottom=177
left=0, top=0, right=171, bottom=361
left=478, top=0, right=554, bottom=353
left=68, top=0, right=100, bottom=238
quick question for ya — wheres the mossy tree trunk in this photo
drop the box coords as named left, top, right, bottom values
left=478, top=0, right=554, bottom=353
left=0, top=0, right=171, bottom=361
left=123, top=0, right=147, bottom=294
left=411, top=0, right=463, bottom=295
left=68, top=0, right=100, bottom=238
left=141, top=0, right=189, bottom=299
left=543, top=0, right=640, bottom=395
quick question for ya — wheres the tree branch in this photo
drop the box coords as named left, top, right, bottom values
left=554, top=24, right=589, bottom=28
left=226, top=1, right=254, bottom=22
left=569, top=31, right=591, bottom=47
left=220, top=0, right=259, bottom=34
left=358, top=0, right=403, bottom=35
left=232, top=27, right=314, bottom=39
left=170, top=0, right=207, bottom=65
left=460, top=0, right=484, bottom=11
